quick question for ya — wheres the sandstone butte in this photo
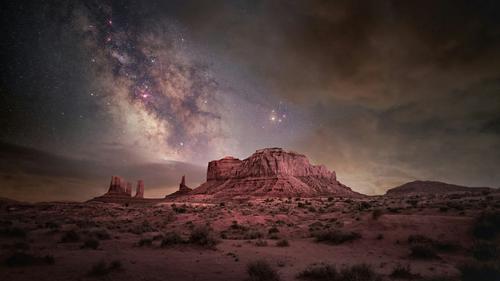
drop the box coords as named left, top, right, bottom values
left=187, top=147, right=362, bottom=198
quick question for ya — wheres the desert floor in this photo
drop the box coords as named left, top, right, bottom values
left=0, top=193, right=499, bottom=281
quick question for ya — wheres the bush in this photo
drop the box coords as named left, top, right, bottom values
left=372, top=210, right=383, bottom=220
left=339, top=264, right=381, bottom=281
left=410, top=245, right=439, bottom=260
left=4, top=252, right=54, bottom=267
left=81, top=238, right=99, bottom=249
left=297, top=263, right=337, bottom=280
left=473, top=241, right=498, bottom=261
left=60, top=230, right=80, bottom=243
left=407, top=235, right=433, bottom=244
left=90, top=228, right=111, bottom=240
left=313, top=229, right=361, bottom=245
left=0, top=227, right=27, bottom=238
left=188, top=225, right=218, bottom=248
left=473, top=212, right=500, bottom=240
left=255, top=239, right=268, bottom=247
left=138, top=238, right=153, bottom=247
left=268, top=227, right=279, bottom=234
left=88, top=260, right=122, bottom=276
left=161, top=232, right=184, bottom=247
left=458, top=261, right=500, bottom=281
left=390, top=264, right=421, bottom=279
left=246, top=260, right=281, bottom=281
left=276, top=239, right=289, bottom=247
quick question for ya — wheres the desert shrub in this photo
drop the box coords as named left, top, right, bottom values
left=371, top=210, right=383, bottom=220
left=376, top=234, right=384, bottom=240
left=244, top=230, right=263, bottom=240
left=81, top=238, right=99, bottom=249
left=408, top=235, right=433, bottom=244
left=138, top=238, right=153, bottom=247
left=390, top=264, right=421, bottom=279
left=339, top=264, right=381, bottom=281
left=432, top=240, right=460, bottom=252
left=4, top=252, right=54, bottom=267
left=188, top=225, right=218, bottom=248
left=410, top=245, right=439, bottom=260
left=88, top=260, right=122, bottom=276
left=313, top=229, right=361, bottom=245
left=90, top=228, right=111, bottom=240
left=473, top=212, right=500, bottom=240
left=458, top=261, right=500, bottom=281
left=255, top=239, right=268, bottom=247
left=268, top=226, right=280, bottom=234
left=161, top=232, right=184, bottom=247
left=0, top=227, right=27, bottom=238
left=246, top=260, right=281, bottom=281
left=297, top=263, right=337, bottom=280
left=60, top=230, right=80, bottom=243
left=276, top=239, right=289, bottom=247
left=473, top=241, right=498, bottom=261
left=328, top=197, right=334, bottom=202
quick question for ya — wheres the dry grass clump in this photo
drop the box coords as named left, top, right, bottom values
left=298, top=263, right=381, bottom=281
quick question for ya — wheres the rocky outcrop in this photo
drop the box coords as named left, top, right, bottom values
left=386, top=180, right=491, bottom=196
left=165, top=175, right=193, bottom=198
left=90, top=176, right=150, bottom=203
left=135, top=180, right=144, bottom=198
left=190, top=148, right=361, bottom=198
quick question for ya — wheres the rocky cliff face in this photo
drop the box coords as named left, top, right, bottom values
left=191, top=148, right=360, bottom=198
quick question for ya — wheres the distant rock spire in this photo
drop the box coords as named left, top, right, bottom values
left=126, top=182, right=132, bottom=196
left=135, top=180, right=144, bottom=198
left=179, top=175, right=190, bottom=192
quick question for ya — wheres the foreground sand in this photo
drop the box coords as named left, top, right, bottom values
left=0, top=193, right=498, bottom=281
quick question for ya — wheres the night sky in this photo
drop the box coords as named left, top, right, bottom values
left=1, top=0, right=500, bottom=201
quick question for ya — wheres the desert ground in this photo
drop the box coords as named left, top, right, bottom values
left=1, top=192, right=499, bottom=281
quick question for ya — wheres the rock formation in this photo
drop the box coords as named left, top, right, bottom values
left=90, top=176, right=150, bottom=203
left=165, top=175, right=193, bottom=198
left=126, top=182, right=132, bottom=196
left=189, top=147, right=361, bottom=198
left=135, top=180, right=144, bottom=198
left=385, top=180, right=491, bottom=196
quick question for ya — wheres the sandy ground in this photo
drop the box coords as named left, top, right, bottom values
left=0, top=193, right=498, bottom=281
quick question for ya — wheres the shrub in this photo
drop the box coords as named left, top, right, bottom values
left=4, top=252, right=54, bottom=267
left=161, top=232, right=184, bottom=247
left=255, top=239, right=268, bottom=247
left=410, top=245, right=439, bottom=260
left=244, top=230, right=263, bottom=240
left=268, top=227, right=279, bottom=234
left=473, top=212, right=500, bottom=240
left=276, top=239, right=289, bottom=247
left=313, top=229, right=361, bottom=245
left=90, top=228, right=111, bottom=240
left=390, top=264, right=421, bottom=279
left=0, top=227, right=27, bottom=238
left=473, top=241, right=498, bottom=261
left=60, top=230, right=80, bottom=243
left=246, top=260, right=281, bottom=281
left=188, top=225, right=218, bottom=248
left=372, top=210, right=383, bottom=220
left=88, top=260, right=122, bottom=276
left=339, top=264, right=381, bottom=281
left=458, top=261, right=500, bottom=281
left=407, top=235, right=433, bottom=244
left=297, top=263, right=337, bottom=280
left=81, top=238, right=99, bottom=249
left=138, top=238, right=153, bottom=247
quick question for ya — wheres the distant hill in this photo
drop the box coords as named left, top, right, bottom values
left=385, top=180, right=491, bottom=196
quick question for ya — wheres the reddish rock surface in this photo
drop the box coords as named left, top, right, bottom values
left=166, top=175, right=193, bottom=198
left=126, top=182, right=132, bottom=196
left=191, top=147, right=361, bottom=198
left=135, top=180, right=145, bottom=198
left=386, top=180, right=491, bottom=196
